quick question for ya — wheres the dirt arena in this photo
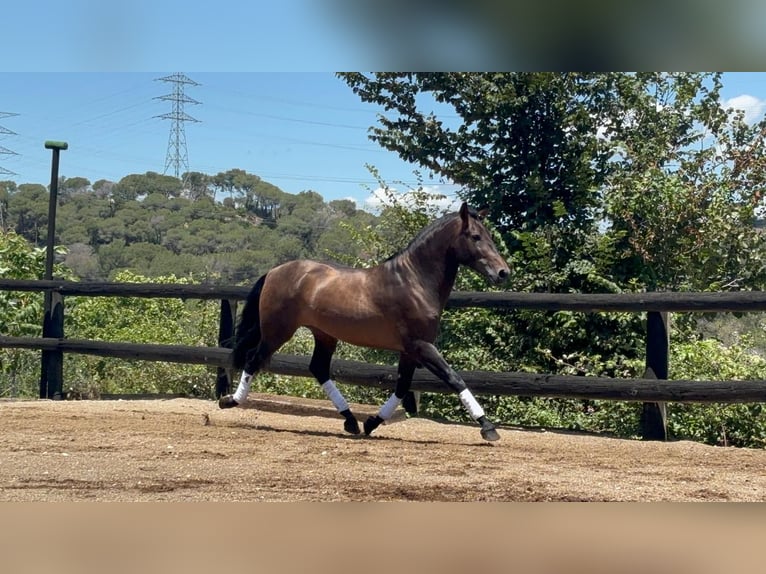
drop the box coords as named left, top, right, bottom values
left=1, top=393, right=765, bottom=501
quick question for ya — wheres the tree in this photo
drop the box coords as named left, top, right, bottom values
left=63, top=242, right=101, bottom=280
left=8, top=184, right=48, bottom=245
left=338, top=73, right=614, bottom=237
left=249, top=178, right=284, bottom=219
left=183, top=171, right=212, bottom=201
left=276, top=190, right=330, bottom=254
left=112, top=172, right=182, bottom=204
left=317, top=205, right=377, bottom=262
left=92, top=179, right=115, bottom=200
left=209, top=168, right=284, bottom=218
left=0, top=180, right=17, bottom=231
left=603, top=73, right=766, bottom=292
left=2, top=169, right=373, bottom=285
left=58, top=176, right=91, bottom=203
left=97, top=241, right=130, bottom=278
left=58, top=192, right=112, bottom=246
left=329, top=199, right=357, bottom=218
left=211, top=169, right=255, bottom=208
left=340, top=72, right=766, bottom=293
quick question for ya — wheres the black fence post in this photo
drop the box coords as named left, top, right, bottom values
left=39, top=141, right=68, bottom=400
left=40, top=292, right=65, bottom=399
left=216, top=299, right=237, bottom=398
left=641, top=311, right=669, bottom=440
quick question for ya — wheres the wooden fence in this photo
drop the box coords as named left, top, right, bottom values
left=3, top=278, right=766, bottom=440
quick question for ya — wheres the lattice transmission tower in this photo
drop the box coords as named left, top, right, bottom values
left=154, top=73, right=200, bottom=184
left=0, top=112, right=19, bottom=177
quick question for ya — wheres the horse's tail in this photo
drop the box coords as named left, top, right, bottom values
left=232, top=273, right=267, bottom=370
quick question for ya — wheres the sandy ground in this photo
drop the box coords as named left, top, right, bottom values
left=1, top=393, right=765, bottom=501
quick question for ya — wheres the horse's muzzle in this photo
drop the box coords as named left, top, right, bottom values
left=472, top=259, right=511, bottom=285
left=487, top=266, right=510, bottom=285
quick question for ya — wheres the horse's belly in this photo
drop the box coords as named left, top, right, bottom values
left=340, top=324, right=403, bottom=351
left=310, top=314, right=403, bottom=352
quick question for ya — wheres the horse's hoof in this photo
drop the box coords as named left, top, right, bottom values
left=364, top=415, right=384, bottom=436
left=344, top=416, right=361, bottom=435
left=480, top=427, right=501, bottom=441
left=478, top=416, right=500, bottom=441
left=218, top=395, right=240, bottom=409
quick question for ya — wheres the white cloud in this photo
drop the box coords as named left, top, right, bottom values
left=362, top=187, right=392, bottom=211
left=723, top=94, right=766, bottom=124
left=362, top=184, right=462, bottom=213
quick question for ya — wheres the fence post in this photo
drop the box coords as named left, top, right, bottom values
left=39, top=292, right=65, bottom=398
left=39, top=141, right=68, bottom=400
left=215, top=298, right=237, bottom=398
left=641, top=311, right=669, bottom=440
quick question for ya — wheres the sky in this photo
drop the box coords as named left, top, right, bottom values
left=3, top=72, right=766, bottom=211
left=0, top=72, right=452, bottom=210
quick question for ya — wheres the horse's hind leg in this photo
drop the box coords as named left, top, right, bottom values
left=310, top=330, right=360, bottom=435
left=218, top=340, right=275, bottom=408
left=219, top=316, right=297, bottom=409
left=364, top=355, right=416, bottom=436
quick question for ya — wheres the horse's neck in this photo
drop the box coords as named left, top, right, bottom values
left=387, top=238, right=458, bottom=307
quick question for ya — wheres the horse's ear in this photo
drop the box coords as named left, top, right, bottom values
left=477, top=205, right=489, bottom=220
left=459, top=202, right=469, bottom=229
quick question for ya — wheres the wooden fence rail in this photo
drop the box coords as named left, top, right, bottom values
left=2, top=278, right=766, bottom=440
left=5, top=278, right=766, bottom=311
left=3, top=335, right=766, bottom=403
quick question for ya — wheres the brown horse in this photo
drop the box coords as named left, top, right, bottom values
left=219, top=202, right=510, bottom=441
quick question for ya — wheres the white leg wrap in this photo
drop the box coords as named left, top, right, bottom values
left=232, top=372, right=254, bottom=404
left=378, top=393, right=402, bottom=421
left=459, top=389, right=485, bottom=420
left=321, top=380, right=349, bottom=413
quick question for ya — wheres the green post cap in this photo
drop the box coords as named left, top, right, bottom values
left=44, top=141, right=69, bottom=150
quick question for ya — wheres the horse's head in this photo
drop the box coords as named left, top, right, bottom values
left=453, top=202, right=510, bottom=285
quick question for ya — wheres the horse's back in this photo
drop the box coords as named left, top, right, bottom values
left=265, top=259, right=374, bottom=310
left=266, top=259, right=360, bottom=292
left=260, top=259, right=404, bottom=350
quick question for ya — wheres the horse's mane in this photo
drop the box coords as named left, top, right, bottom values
left=385, top=207, right=479, bottom=262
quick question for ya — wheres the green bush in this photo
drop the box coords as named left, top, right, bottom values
left=0, top=231, right=71, bottom=397
left=64, top=270, right=220, bottom=398
left=665, top=338, right=766, bottom=447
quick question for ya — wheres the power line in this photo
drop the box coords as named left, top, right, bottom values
left=154, top=73, right=200, bottom=184
left=0, top=112, right=19, bottom=177
left=203, top=104, right=369, bottom=130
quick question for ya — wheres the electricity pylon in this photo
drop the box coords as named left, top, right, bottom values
left=0, top=112, right=19, bottom=177
left=154, top=73, right=200, bottom=185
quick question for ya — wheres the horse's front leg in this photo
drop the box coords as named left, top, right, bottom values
left=363, top=355, right=417, bottom=436
left=406, top=340, right=500, bottom=442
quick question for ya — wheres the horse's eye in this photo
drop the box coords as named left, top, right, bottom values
left=471, top=234, right=481, bottom=241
